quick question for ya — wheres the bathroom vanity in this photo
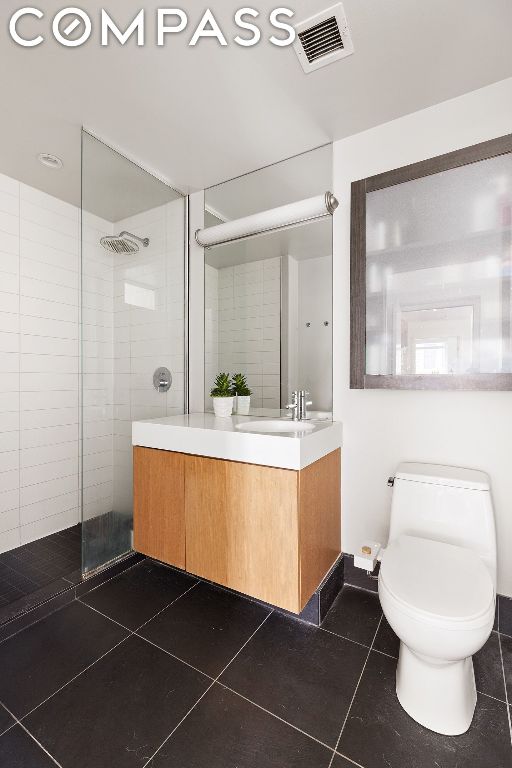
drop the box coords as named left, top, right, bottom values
left=132, top=414, right=342, bottom=613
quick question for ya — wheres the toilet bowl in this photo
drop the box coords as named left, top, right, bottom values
left=379, top=534, right=495, bottom=735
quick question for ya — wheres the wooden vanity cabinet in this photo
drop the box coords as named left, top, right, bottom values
left=133, top=447, right=185, bottom=569
left=133, top=447, right=341, bottom=614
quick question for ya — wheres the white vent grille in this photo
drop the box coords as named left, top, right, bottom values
left=298, top=16, right=343, bottom=63
left=293, top=3, right=354, bottom=74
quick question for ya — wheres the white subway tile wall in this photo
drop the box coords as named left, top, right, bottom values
left=0, top=171, right=185, bottom=555
left=81, top=210, right=115, bottom=527
left=0, top=174, right=83, bottom=553
left=112, top=199, right=185, bottom=516
left=205, top=257, right=281, bottom=410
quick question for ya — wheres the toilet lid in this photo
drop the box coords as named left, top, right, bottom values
left=380, top=535, right=494, bottom=622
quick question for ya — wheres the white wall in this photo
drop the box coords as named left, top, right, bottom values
left=333, top=77, right=512, bottom=596
left=297, top=255, right=332, bottom=412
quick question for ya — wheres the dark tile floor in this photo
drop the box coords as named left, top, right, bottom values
left=0, top=560, right=511, bottom=768
left=0, top=525, right=81, bottom=609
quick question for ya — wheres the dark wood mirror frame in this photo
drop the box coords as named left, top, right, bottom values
left=350, top=132, right=512, bottom=390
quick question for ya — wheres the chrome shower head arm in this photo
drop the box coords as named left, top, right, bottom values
left=119, top=231, right=150, bottom=247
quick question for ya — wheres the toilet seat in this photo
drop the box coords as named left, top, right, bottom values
left=379, top=535, right=494, bottom=629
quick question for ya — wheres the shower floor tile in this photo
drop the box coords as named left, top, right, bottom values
left=0, top=524, right=81, bottom=622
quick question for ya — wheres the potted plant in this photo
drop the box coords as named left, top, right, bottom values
left=231, top=373, right=252, bottom=415
left=210, top=372, right=234, bottom=417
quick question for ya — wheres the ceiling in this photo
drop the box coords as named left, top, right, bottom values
left=83, top=132, right=183, bottom=221
left=205, top=143, right=332, bottom=219
left=204, top=143, right=332, bottom=267
left=1, top=0, right=512, bottom=211
left=204, top=216, right=332, bottom=269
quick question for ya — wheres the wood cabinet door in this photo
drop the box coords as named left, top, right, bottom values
left=185, top=455, right=300, bottom=613
left=298, top=448, right=341, bottom=608
left=133, top=447, right=185, bottom=569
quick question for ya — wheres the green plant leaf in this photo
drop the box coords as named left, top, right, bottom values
left=231, top=372, right=252, bottom=396
left=210, top=372, right=232, bottom=397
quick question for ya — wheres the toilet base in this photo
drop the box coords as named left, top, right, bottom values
left=395, top=642, right=477, bottom=735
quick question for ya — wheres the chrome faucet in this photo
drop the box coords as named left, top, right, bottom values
left=286, top=390, right=312, bottom=421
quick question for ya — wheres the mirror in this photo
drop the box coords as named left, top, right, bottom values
left=204, top=145, right=333, bottom=418
left=351, top=134, right=512, bottom=390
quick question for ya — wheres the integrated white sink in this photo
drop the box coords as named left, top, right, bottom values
left=132, top=413, right=342, bottom=470
left=236, top=420, right=315, bottom=434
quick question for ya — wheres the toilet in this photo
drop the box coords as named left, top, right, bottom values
left=378, top=463, right=496, bottom=736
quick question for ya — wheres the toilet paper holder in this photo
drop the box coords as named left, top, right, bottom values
left=354, top=541, right=382, bottom=572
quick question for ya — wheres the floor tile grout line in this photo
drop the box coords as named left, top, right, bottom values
left=319, top=625, right=375, bottom=652
left=76, top=556, right=144, bottom=598
left=371, top=647, right=397, bottom=661
left=133, top=580, right=200, bottom=633
left=140, top=609, right=274, bottom=768
left=75, top=597, right=134, bottom=632
left=0, top=560, right=42, bottom=588
left=17, top=584, right=206, bottom=727
left=77, top=579, right=200, bottom=636
left=0, top=594, right=75, bottom=647
left=0, top=701, right=64, bottom=767
left=332, top=750, right=366, bottom=768
left=0, top=702, right=17, bottom=739
left=0, top=722, right=16, bottom=739
left=497, top=633, right=512, bottom=746
left=327, top=615, right=383, bottom=768
left=80, top=595, right=213, bottom=682
left=19, top=634, right=132, bottom=723
left=1, top=573, right=197, bottom=693
left=141, top=680, right=217, bottom=768
left=0, top=556, right=143, bottom=643
left=477, top=689, right=508, bottom=705
left=214, top=609, right=274, bottom=679
left=343, top=582, right=379, bottom=596
left=132, top=631, right=215, bottom=681
left=216, top=680, right=335, bottom=753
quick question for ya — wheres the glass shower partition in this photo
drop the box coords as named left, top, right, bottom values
left=80, top=132, right=186, bottom=575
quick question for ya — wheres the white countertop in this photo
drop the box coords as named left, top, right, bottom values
left=132, top=413, right=342, bottom=470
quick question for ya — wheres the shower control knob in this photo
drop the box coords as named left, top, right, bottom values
left=153, top=367, right=172, bottom=393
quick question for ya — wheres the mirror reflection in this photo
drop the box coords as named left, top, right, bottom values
left=203, top=145, right=333, bottom=419
left=366, top=153, right=512, bottom=376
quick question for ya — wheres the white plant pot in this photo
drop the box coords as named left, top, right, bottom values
left=235, top=395, right=251, bottom=415
left=212, top=396, right=234, bottom=418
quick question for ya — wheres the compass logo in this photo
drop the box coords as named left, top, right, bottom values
left=8, top=7, right=296, bottom=48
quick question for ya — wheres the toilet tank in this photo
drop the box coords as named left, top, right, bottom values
left=389, top=463, right=497, bottom=584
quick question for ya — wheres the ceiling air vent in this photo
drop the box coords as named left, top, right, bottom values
left=293, top=3, right=354, bottom=74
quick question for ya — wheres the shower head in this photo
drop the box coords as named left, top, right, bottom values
left=100, top=231, right=150, bottom=254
